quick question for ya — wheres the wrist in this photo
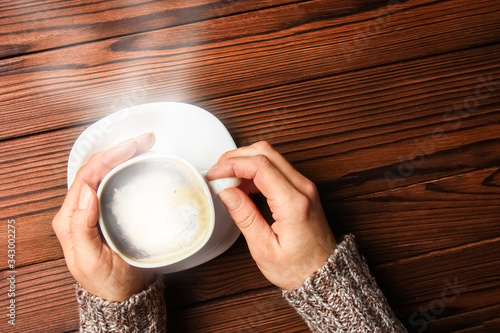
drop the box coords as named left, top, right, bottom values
left=80, top=271, right=156, bottom=302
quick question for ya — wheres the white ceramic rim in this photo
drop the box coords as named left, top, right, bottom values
left=66, top=102, right=242, bottom=273
left=96, top=152, right=216, bottom=268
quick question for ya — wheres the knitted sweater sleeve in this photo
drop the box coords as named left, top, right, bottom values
left=282, top=235, right=407, bottom=333
left=76, top=275, right=167, bottom=333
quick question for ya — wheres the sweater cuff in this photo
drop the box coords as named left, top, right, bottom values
left=282, top=235, right=407, bottom=333
left=76, top=275, right=166, bottom=333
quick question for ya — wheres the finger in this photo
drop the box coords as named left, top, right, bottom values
left=87, top=151, right=104, bottom=163
left=87, top=132, right=155, bottom=165
left=238, top=178, right=260, bottom=195
left=53, top=133, right=155, bottom=264
left=60, top=132, right=155, bottom=215
left=219, top=188, right=277, bottom=256
left=69, top=184, right=102, bottom=256
left=52, top=209, right=73, bottom=256
left=208, top=141, right=311, bottom=193
left=207, top=154, right=301, bottom=205
left=79, top=132, right=156, bottom=190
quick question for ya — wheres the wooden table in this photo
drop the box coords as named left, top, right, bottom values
left=1, top=1, right=499, bottom=332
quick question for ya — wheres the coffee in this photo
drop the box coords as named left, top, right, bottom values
left=99, top=158, right=212, bottom=264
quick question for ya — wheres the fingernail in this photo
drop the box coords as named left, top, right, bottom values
left=208, top=163, right=218, bottom=172
left=205, top=164, right=218, bottom=179
left=219, top=188, right=241, bottom=211
left=101, top=139, right=136, bottom=166
left=135, top=132, right=156, bottom=153
left=135, top=132, right=154, bottom=142
left=78, top=184, right=93, bottom=210
left=115, top=138, right=136, bottom=149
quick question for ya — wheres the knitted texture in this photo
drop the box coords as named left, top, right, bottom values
left=76, top=275, right=166, bottom=333
left=282, top=235, right=407, bottom=333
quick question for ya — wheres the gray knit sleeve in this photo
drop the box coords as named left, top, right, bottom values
left=282, top=235, right=407, bottom=333
left=76, top=275, right=167, bottom=332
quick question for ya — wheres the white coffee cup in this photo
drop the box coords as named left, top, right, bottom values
left=97, top=152, right=240, bottom=269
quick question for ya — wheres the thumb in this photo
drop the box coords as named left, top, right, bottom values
left=70, top=184, right=102, bottom=252
left=219, top=188, right=277, bottom=256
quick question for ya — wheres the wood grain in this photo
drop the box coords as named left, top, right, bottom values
left=0, top=222, right=497, bottom=332
left=166, top=287, right=310, bottom=333
left=0, top=0, right=499, bottom=140
left=0, top=0, right=307, bottom=58
left=1, top=41, right=498, bottom=270
left=1, top=0, right=500, bottom=331
left=0, top=259, right=79, bottom=333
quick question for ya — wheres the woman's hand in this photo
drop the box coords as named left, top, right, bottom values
left=206, top=141, right=336, bottom=290
left=52, top=133, right=156, bottom=301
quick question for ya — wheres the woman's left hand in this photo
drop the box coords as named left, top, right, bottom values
left=52, top=133, right=156, bottom=301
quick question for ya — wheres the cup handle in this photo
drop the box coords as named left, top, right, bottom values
left=200, top=171, right=241, bottom=196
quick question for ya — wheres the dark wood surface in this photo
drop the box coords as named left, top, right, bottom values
left=1, top=0, right=499, bottom=332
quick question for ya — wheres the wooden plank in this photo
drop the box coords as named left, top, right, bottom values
left=327, top=167, right=500, bottom=262
left=0, top=258, right=304, bottom=333
left=0, top=126, right=80, bottom=270
left=0, top=259, right=79, bottom=332
left=1, top=42, right=499, bottom=271
left=376, top=237, right=500, bottom=305
left=0, top=0, right=318, bottom=58
left=375, top=239, right=500, bottom=333
left=2, top=1, right=499, bottom=333
left=164, top=236, right=270, bottom=310
left=2, top=166, right=499, bottom=328
left=2, top=163, right=496, bottom=327
left=427, top=304, right=500, bottom=333
left=1, top=237, right=497, bottom=332
left=166, top=288, right=309, bottom=333
left=454, top=318, right=500, bottom=333
left=170, top=167, right=500, bottom=312
left=1, top=0, right=499, bottom=140
left=208, top=43, right=500, bottom=197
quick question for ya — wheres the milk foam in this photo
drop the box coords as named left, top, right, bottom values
left=108, top=159, right=211, bottom=261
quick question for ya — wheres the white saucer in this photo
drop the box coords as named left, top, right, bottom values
left=67, top=102, right=241, bottom=273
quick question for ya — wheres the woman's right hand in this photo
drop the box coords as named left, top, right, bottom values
left=206, top=141, right=336, bottom=290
